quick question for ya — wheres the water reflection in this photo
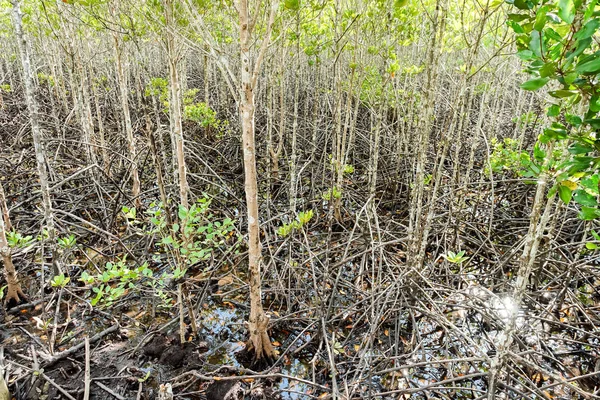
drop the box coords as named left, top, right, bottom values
left=493, top=296, right=519, bottom=323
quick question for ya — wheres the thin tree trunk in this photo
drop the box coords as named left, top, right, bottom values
left=90, top=67, right=110, bottom=176
left=269, top=48, right=286, bottom=180
left=332, top=66, right=356, bottom=221
left=237, top=0, right=278, bottom=362
left=204, top=47, right=210, bottom=105
left=368, top=100, right=385, bottom=203
left=465, top=88, right=488, bottom=187
left=407, top=0, right=446, bottom=270
left=0, top=181, right=11, bottom=232
left=152, top=94, right=171, bottom=179
left=289, top=26, right=301, bottom=214
left=12, top=0, right=60, bottom=278
left=0, top=180, right=24, bottom=306
left=165, top=0, right=189, bottom=209
left=50, top=50, right=69, bottom=116
left=113, top=32, right=142, bottom=208
left=487, top=169, right=556, bottom=398
left=309, top=67, right=320, bottom=199
left=265, top=73, right=274, bottom=199
left=77, top=55, right=98, bottom=169
left=147, top=114, right=172, bottom=228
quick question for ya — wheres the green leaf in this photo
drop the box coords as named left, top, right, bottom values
left=579, top=206, right=600, bottom=220
left=565, top=114, right=583, bottom=126
left=539, top=62, right=556, bottom=77
left=508, top=13, right=530, bottom=22
left=581, top=174, right=599, bottom=194
left=178, top=205, right=188, bottom=220
left=558, top=0, right=575, bottom=24
left=589, top=95, right=600, bottom=112
left=547, top=104, right=560, bottom=117
left=558, top=184, right=573, bottom=204
left=574, top=189, right=598, bottom=206
left=584, top=0, right=598, bottom=20
left=586, top=242, right=598, bottom=250
left=549, top=90, right=577, bottom=98
left=564, top=71, right=579, bottom=85
left=534, top=6, right=548, bottom=31
left=534, top=143, right=546, bottom=161
left=585, top=118, right=600, bottom=129
left=575, top=54, right=600, bottom=74
left=540, top=126, right=568, bottom=143
left=530, top=30, right=543, bottom=57
left=509, top=20, right=526, bottom=34
left=520, top=77, right=549, bottom=90
left=575, top=19, right=600, bottom=40
left=514, top=0, right=533, bottom=10
left=284, top=0, right=300, bottom=10
left=568, top=142, right=594, bottom=154
left=566, top=38, right=592, bottom=64
left=566, top=156, right=595, bottom=173
left=544, top=27, right=563, bottom=42
left=517, top=49, right=533, bottom=59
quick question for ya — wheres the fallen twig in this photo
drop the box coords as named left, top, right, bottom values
left=41, top=323, right=119, bottom=367
left=84, top=337, right=90, bottom=400
left=95, top=381, right=126, bottom=400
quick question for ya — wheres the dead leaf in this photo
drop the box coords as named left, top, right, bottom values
left=561, top=180, right=578, bottom=190
left=217, top=275, right=233, bottom=286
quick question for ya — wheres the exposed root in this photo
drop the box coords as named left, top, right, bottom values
left=4, top=280, right=26, bottom=308
left=246, top=315, right=275, bottom=368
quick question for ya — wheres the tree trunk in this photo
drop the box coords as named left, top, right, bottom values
left=90, top=65, right=111, bottom=176
left=12, top=0, right=60, bottom=278
left=289, top=12, right=301, bottom=214
left=165, top=0, right=189, bottom=210
left=407, top=0, right=446, bottom=270
left=76, top=53, right=98, bottom=170
left=368, top=101, right=384, bottom=203
left=332, top=66, right=357, bottom=222
left=0, top=181, right=11, bottom=232
left=237, top=0, right=278, bottom=362
left=0, top=180, right=24, bottom=306
left=147, top=114, right=173, bottom=228
left=289, top=67, right=300, bottom=214
left=269, top=47, right=286, bottom=181
left=487, top=169, right=556, bottom=398
left=113, top=32, right=142, bottom=208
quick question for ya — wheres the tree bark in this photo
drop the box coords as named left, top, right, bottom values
left=289, top=11, right=301, bottom=214
left=0, top=181, right=11, bottom=232
left=407, top=0, right=446, bottom=271
left=89, top=65, right=111, bottom=176
left=12, top=0, right=60, bottom=278
left=268, top=47, right=286, bottom=181
left=237, top=0, right=278, bottom=362
left=147, top=114, right=173, bottom=228
left=487, top=170, right=555, bottom=398
left=113, top=29, right=142, bottom=208
left=164, top=0, right=189, bottom=210
left=0, top=180, right=24, bottom=306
